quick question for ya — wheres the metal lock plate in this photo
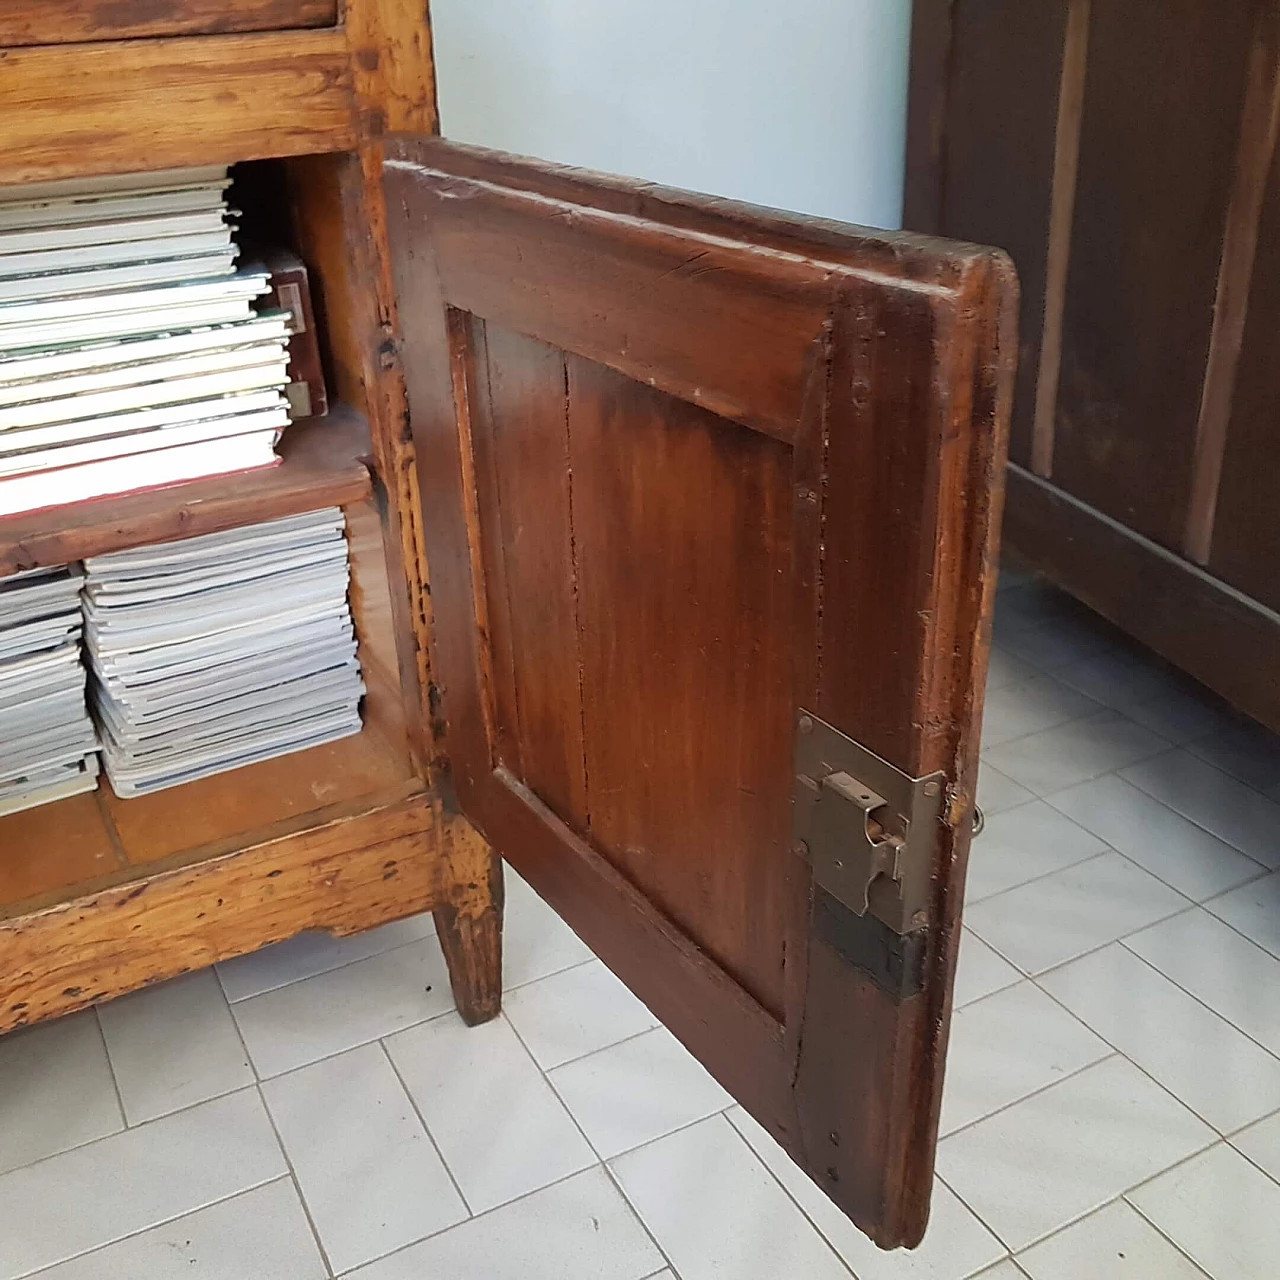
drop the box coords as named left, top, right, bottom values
left=793, top=710, right=946, bottom=935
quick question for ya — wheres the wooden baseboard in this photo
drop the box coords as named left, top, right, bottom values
left=1003, top=463, right=1280, bottom=732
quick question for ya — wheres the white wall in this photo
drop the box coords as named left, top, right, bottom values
left=429, top=0, right=913, bottom=230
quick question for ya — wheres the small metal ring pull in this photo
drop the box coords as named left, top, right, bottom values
left=971, top=805, right=986, bottom=838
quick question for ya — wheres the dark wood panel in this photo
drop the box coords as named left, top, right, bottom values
left=0, top=406, right=370, bottom=578
left=1208, top=23, right=1280, bottom=609
left=902, top=0, right=954, bottom=236
left=470, top=321, right=590, bottom=827
left=1006, top=464, right=1280, bottom=733
left=0, top=0, right=336, bottom=46
left=927, top=0, right=1069, bottom=468
left=1053, top=0, right=1255, bottom=545
left=567, top=354, right=796, bottom=1018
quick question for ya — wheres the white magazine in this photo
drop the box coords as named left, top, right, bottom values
left=0, top=408, right=286, bottom=479
left=0, top=390, right=288, bottom=454
left=0, top=299, right=257, bottom=354
left=0, top=314, right=290, bottom=385
left=0, top=430, right=280, bottom=517
left=0, top=272, right=267, bottom=327
left=0, top=167, right=228, bottom=208
left=0, top=231, right=235, bottom=281
left=0, top=361, right=288, bottom=433
left=0, top=185, right=228, bottom=232
left=0, top=339, right=285, bottom=407
left=0, top=757, right=99, bottom=817
left=0, top=209, right=231, bottom=258
left=0, top=252, right=238, bottom=305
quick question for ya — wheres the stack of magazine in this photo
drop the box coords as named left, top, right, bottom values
left=0, top=564, right=99, bottom=815
left=83, top=508, right=365, bottom=797
left=0, top=166, right=292, bottom=517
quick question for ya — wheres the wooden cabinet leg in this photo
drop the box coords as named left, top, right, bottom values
left=433, top=844, right=504, bottom=1025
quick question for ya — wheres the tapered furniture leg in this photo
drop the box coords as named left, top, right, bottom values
left=433, top=828, right=504, bottom=1025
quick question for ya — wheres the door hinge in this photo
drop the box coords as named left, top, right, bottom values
left=793, top=710, right=946, bottom=936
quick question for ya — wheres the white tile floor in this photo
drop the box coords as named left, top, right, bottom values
left=5, top=569, right=1280, bottom=1277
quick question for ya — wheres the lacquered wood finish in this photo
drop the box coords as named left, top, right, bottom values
left=384, top=139, right=1014, bottom=1247
left=907, top=0, right=1280, bottom=731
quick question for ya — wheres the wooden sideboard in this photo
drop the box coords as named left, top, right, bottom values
left=0, top=2, right=1014, bottom=1250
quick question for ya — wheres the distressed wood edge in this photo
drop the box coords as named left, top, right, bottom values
left=383, top=135, right=1004, bottom=289
left=0, top=0, right=339, bottom=48
left=0, top=794, right=493, bottom=1033
left=900, top=249, right=1018, bottom=1246
left=433, top=830, right=504, bottom=1024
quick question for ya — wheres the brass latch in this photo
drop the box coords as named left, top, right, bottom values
left=793, top=711, right=947, bottom=935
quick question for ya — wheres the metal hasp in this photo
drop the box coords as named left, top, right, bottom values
left=793, top=710, right=947, bottom=936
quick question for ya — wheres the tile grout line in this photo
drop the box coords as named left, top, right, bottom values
left=326, top=1161, right=661, bottom=1279
left=1115, top=749, right=1280, bottom=850
left=92, top=1006, right=130, bottom=1131
left=1114, top=933, right=1280, bottom=1067
left=1118, top=1192, right=1219, bottom=1278
left=937, top=1052, right=1124, bottom=1145
left=13, top=1174, right=300, bottom=1280
left=216, top=969, right=338, bottom=1280
left=978, top=698, right=1171, bottom=760
left=377, top=1035, right=475, bottom=1218
left=967, top=895, right=1197, bottom=987
left=219, top=931, right=442, bottom=1007
left=1027, top=969, right=1274, bottom=1139
left=716, top=1110, right=861, bottom=1280
left=498, top=1005, right=682, bottom=1278
left=252, top=1082, right=339, bottom=1280
left=535, top=1020, right=666, bottom=1075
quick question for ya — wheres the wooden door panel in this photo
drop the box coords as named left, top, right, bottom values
left=384, top=138, right=1015, bottom=1248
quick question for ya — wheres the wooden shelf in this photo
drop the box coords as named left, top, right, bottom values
left=0, top=721, right=419, bottom=922
left=0, top=403, right=372, bottom=577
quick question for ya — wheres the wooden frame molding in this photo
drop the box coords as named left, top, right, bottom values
left=1184, top=4, right=1280, bottom=564
left=1005, top=462, right=1280, bottom=733
left=1030, top=0, right=1091, bottom=478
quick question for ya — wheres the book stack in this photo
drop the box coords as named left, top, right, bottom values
left=0, top=564, right=99, bottom=815
left=0, top=166, right=292, bottom=517
left=83, top=508, right=365, bottom=797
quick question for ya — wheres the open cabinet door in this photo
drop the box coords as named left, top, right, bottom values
left=382, top=138, right=1016, bottom=1249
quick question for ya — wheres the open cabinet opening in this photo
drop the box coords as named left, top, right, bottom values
left=0, top=149, right=426, bottom=943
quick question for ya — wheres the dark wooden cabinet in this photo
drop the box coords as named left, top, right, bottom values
left=907, top=0, right=1280, bottom=731
left=0, top=3, right=1013, bottom=1251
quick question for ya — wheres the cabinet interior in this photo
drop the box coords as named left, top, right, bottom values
left=0, top=148, right=426, bottom=926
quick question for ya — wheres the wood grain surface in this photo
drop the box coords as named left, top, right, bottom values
left=0, top=796, right=498, bottom=1034
left=906, top=0, right=1280, bottom=731
left=384, top=139, right=1015, bottom=1246
left=0, top=0, right=336, bottom=47
left=0, top=29, right=358, bottom=185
